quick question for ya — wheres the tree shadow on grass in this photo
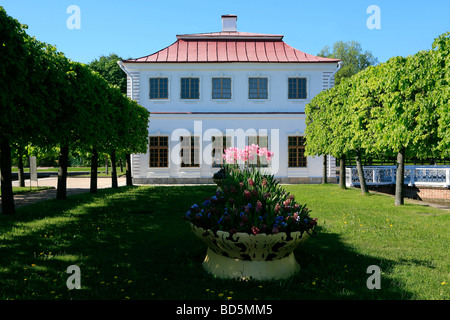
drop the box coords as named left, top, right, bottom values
left=286, top=226, right=414, bottom=300
left=0, top=185, right=415, bottom=300
left=187, top=225, right=415, bottom=300
left=0, top=185, right=217, bottom=300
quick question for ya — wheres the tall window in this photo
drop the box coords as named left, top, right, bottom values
left=248, top=77, right=268, bottom=99
left=212, top=78, right=231, bottom=99
left=288, top=136, right=307, bottom=167
left=180, top=78, right=200, bottom=99
left=288, top=78, right=307, bottom=99
left=180, top=136, right=200, bottom=167
left=149, top=136, right=168, bottom=167
left=149, top=78, right=168, bottom=99
left=248, top=136, right=269, bottom=167
left=212, top=135, right=232, bottom=167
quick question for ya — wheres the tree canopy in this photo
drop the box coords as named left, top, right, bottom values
left=306, top=32, right=450, bottom=205
left=318, top=40, right=378, bottom=85
left=0, top=7, right=149, bottom=213
left=89, top=53, right=127, bottom=94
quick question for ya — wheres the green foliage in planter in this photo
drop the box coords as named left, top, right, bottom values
left=185, top=166, right=317, bottom=236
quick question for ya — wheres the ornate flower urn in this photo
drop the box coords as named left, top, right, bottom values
left=190, top=224, right=312, bottom=280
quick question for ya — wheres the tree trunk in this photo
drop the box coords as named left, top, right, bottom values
left=395, top=147, right=405, bottom=206
left=355, top=149, right=369, bottom=195
left=18, top=150, right=25, bottom=187
left=56, top=144, right=69, bottom=200
left=111, top=149, right=118, bottom=188
left=105, top=155, right=109, bottom=175
left=1, top=140, right=15, bottom=214
left=339, top=154, right=347, bottom=189
left=322, top=155, right=327, bottom=184
left=126, top=153, right=132, bottom=186
left=119, top=158, right=123, bottom=173
left=90, top=147, right=98, bottom=194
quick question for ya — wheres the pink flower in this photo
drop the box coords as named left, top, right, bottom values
left=256, top=200, right=262, bottom=212
left=252, top=226, right=260, bottom=235
left=244, top=190, right=251, bottom=200
left=275, top=203, right=281, bottom=214
left=223, top=145, right=275, bottom=164
left=247, top=178, right=254, bottom=186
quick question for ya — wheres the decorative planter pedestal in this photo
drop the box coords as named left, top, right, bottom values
left=191, top=224, right=312, bottom=280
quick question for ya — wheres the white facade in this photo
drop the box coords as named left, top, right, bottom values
left=120, top=17, right=340, bottom=184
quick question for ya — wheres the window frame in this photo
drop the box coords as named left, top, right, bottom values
left=288, top=136, right=307, bottom=168
left=248, top=77, right=268, bottom=100
left=288, top=77, right=308, bottom=100
left=149, top=77, right=169, bottom=100
left=211, top=135, right=233, bottom=167
left=180, top=77, right=200, bottom=100
left=149, top=136, right=169, bottom=168
left=180, top=136, right=200, bottom=168
left=211, top=77, right=232, bottom=100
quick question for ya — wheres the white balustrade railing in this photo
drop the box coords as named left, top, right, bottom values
left=345, top=166, right=450, bottom=188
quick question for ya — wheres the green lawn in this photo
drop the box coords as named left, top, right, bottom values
left=0, top=187, right=54, bottom=196
left=11, top=166, right=125, bottom=177
left=0, top=184, right=448, bottom=300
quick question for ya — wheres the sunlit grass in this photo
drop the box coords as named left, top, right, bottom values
left=0, top=184, right=448, bottom=300
left=0, top=187, right=54, bottom=196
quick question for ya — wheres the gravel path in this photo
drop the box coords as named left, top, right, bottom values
left=0, top=177, right=126, bottom=212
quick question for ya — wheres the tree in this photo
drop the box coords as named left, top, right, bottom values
left=89, top=53, right=129, bottom=184
left=318, top=40, right=378, bottom=85
left=89, top=53, right=127, bottom=94
left=369, top=50, right=443, bottom=205
left=305, top=76, right=368, bottom=193
left=307, top=33, right=448, bottom=204
left=432, top=32, right=450, bottom=159
left=117, top=95, right=150, bottom=187
left=1, top=7, right=32, bottom=214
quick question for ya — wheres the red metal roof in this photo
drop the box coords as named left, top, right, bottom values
left=123, top=32, right=340, bottom=64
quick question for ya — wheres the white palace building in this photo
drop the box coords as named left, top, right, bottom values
left=119, top=15, right=342, bottom=184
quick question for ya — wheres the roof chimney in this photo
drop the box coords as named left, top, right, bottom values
left=221, top=14, right=237, bottom=32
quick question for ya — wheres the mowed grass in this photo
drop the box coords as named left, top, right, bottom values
left=0, top=187, right=54, bottom=196
left=0, top=184, right=448, bottom=300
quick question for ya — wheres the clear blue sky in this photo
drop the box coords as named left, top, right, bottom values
left=1, top=0, right=449, bottom=64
